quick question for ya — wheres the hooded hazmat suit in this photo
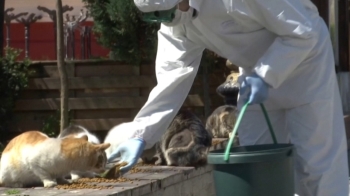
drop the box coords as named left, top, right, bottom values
left=113, top=0, right=350, bottom=195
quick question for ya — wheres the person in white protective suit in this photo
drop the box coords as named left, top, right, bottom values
left=107, top=0, right=350, bottom=195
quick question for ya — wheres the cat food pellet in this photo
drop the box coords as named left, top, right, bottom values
left=129, top=163, right=162, bottom=174
left=54, top=162, right=165, bottom=190
left=55, top=177, right=135, bottom=190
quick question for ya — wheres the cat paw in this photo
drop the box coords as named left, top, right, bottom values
left=43, top=180, right=57, bottom=188
left=154, top=159, right=162, bottom=166
left=153, top=154, right=163, bottom=166
left=71, top=172, right=97, bottom=181
left=70, top=173, right=81, bottom=181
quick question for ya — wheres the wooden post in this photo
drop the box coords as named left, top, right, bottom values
left=311, top=0, right=329, bottom=25
left=338, top=0, right=349, bottom=72
left=56, top=0, right=69, bottom=132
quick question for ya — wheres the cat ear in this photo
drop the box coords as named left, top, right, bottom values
left=94, top=143, right=111, bottom=151
left=81, top=135, right=89, bottom=141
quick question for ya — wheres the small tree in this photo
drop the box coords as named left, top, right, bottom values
left=82, top=0, right=159, bottom=64
left=56, top=0, right=69, bottom=132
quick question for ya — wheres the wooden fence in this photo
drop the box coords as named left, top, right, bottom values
left=9, top=60, right=228, bottom=134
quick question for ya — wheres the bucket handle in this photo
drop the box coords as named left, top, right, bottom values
left=224, top=102, right=278, bottom=161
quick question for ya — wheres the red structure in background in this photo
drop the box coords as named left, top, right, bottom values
left=2, top=21, right=110, bottom=61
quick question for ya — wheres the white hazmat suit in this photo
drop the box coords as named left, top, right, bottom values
left=125, top=0, right=349, bottom=195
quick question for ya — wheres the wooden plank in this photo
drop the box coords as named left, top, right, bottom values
left=7, top=118, right=129, bottom=133
left=13, top=95, right=223, bottom=111
left=27, top=76, right=156, bottom=89
left=75, top=65, right=135, bottom=77
left=8, top=106, right=216, bottom=132
left=74, top=88, right=142, bottom=98
left=30, top=64, right=139, bottom=78
left=74, top=109, right=137, bottom=119
left=30, top=64, right=75, bottom=78
left=140, top=64, right=226, bottom=76
left=13, top=111, right=58, bottom=121
left=20, top=90, right=76, bottom=99
left=20, top=91, right=60, bottom=99
left=140, top=64, right=155, bottom=75
left=310, top=0, right=329, bottom=26
left=26, top=75, right=223, bottom=90
left=8, top=120, right=45, bottom=132
left=28, top=61, right=228, bottom=78
left=141, top=86, right=222, bottom=97
left=8, top=113, right=57, bottom=133
left=71, top=113, right=212, bottom=131
left=10, top=115, right=210, bottom=132
left=71, top=118, right=133, bottom=131
left=338, top=0, right=349, bottom=72
left=190, top=86, right=221, bottom=95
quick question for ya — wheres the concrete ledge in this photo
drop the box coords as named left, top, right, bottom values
left=0, top=138, right=229, bottom=196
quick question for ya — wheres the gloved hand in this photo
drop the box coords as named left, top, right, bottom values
left=240, top=72, right=270, bottom=105
left=107, top=138, right=146, bottom=175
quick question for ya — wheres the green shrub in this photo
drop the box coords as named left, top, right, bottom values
left=0, top=48, right=32, bottom=132
left=82, top=0, right=160, bottom=65
left=41, top=109, right=73, bottom=138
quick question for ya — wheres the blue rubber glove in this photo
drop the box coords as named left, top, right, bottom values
left=240, top=72, right=269, bottom=105
left=107, top=138, right=146, bottom=175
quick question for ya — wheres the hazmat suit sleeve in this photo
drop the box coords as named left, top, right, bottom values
left=131, top=24, right=205, bottom=149
left=239, top=0, right=320, bottom=88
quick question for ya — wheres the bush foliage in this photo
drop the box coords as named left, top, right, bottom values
left=81, top=0, right=227, bottom=72
left=82, top=0, right=160, bottom=64
left=0, top=48, right=32, bottom=131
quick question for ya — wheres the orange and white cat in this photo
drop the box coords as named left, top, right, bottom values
left=57, top=124, right=104, bottom=180
left=0, top=131, right=110, bottom=188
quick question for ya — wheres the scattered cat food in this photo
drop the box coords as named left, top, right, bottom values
left=129, top=167, right=143, bottom=173
left=54, top=158, right=192, bottom=189
left=129, top=167, right=162, bottom=174
left=55, top=177, right=134, bottom=190
left=77, top=177, right=132, bottom=183
left=55, top=181, right=113, bottom=190
left=137, top=162, right=154, bottom=166
left=129, top=162, right=165, bottom=173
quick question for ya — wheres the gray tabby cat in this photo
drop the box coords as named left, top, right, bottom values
left=206, top=105, right=238, bottom=139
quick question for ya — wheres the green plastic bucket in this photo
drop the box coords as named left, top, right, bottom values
left=207, top=103, right=295, bottom=196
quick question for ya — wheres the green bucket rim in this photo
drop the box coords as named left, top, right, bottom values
left=208, top=143, right=294, bottom=164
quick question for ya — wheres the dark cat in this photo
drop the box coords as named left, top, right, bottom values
left=154, top=110, right=213, bottom=168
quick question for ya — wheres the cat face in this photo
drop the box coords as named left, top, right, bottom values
left=60, top=135, right=110, bottom=172
left=89, top=145, right=108, bottom=173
